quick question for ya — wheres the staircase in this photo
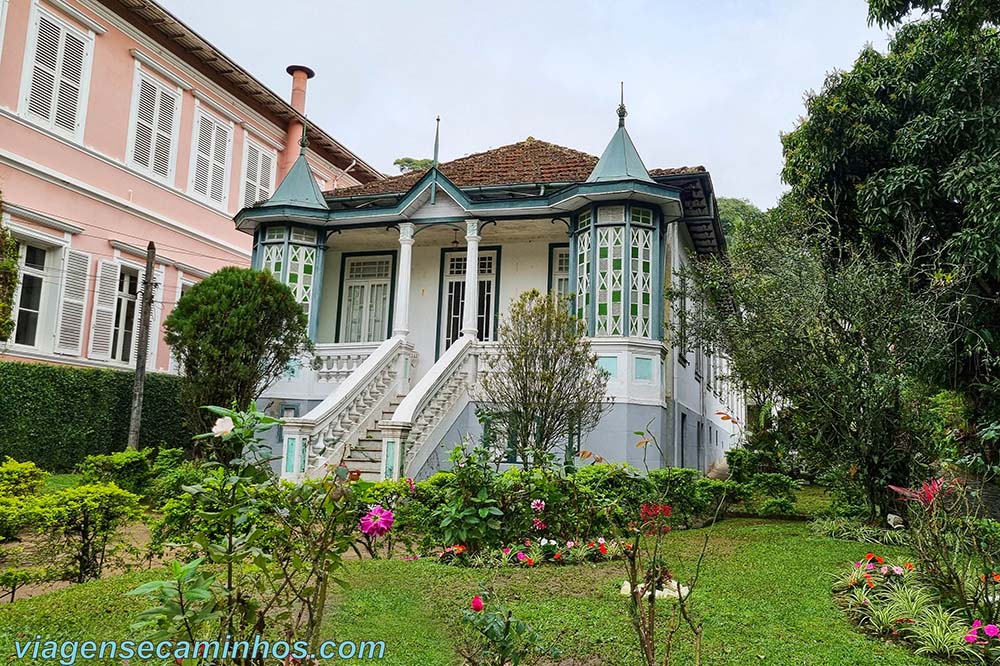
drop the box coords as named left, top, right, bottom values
left=342, top=399, right=401, bottom=481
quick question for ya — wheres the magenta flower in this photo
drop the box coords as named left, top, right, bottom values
left=358, top=504, right=394, bottom=537
left=502, top=547, right=511, bottom=555
left=406, top=477, right=416, bottom=493
left=471, top=595, right=484, bottom=612
left=973, top=620, right=983, bottom=630
left=531, top=499, right=545, bottom=512
left=516, top=552, right=527, bottom=562
left=532, top=518, right=547, bottom=531
left=965, top=632, right=979, bottom=644
left=985, top=624, right=999, bottom=638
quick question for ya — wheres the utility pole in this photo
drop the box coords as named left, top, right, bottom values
left=127, top=241, right=156, bottom=450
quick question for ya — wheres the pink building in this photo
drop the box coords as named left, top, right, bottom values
left=0, top=0, right=381, bottom=372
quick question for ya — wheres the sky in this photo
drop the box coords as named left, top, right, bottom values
left=160, top=0, right=892, bottom=208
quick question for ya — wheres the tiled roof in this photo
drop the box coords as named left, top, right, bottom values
left=327, top=137, right=706, bottom=198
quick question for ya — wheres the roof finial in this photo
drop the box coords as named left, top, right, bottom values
left=432, top=115, right=441, bottom=167
left=299, top=119, right=309, bottom=154
left=617, top=81, right=627, bottom=128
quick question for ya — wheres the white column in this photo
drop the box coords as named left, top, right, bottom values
left=392, top=222, right=415, bottom=337
left=461, top=219, right=481, bottom=338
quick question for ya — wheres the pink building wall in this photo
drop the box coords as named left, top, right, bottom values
left=0, top=0, right=372, bottom=373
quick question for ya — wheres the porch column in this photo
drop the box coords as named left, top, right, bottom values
left=392, top=222, right=415, bottom=337
left=461, top=219, right=481, bottom=338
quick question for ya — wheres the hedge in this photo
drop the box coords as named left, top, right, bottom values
left=0, top=360, right=193, bottom=471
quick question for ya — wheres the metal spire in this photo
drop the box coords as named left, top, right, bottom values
left=618, top=81, right=627, bottom=128
left=432, top=115, right=441, bottom=167
left=299, top=119, right=309, bottom=154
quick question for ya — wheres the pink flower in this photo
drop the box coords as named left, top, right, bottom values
left=530, top=499, right=545, bottom=512
left=471, top=596, right=484, bottom=612
left=211, top=416, right=235, bottom=437
left=880, top=566, right=889, bottom=575
left=358, top=504, right=394, bottom=537
left=985, top=624, right=999, bottom=638
left=865, top=563, right=875, bottom=570
left=598, top=537, right=606, bottom=544
left=502, top=547, right=511, bottom=555
left=516, top=552, right=527, bottom=562
left=965, top=633, right=979, bottom=644
left=406, top=477, right=416, bottom=493
left=892, top=566, right=904, bottom=575
left=532, top=518, right=547, bottom=531
left=888, top=478, right=949, bottom=507
left=973, top=620, right=983, bottom=630
left=567, top=541, right=575, bottom=548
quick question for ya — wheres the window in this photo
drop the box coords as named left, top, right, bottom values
left=287, top=243, right=316, bottom=320
left=595, top=225, right=624, bottom=336
left=340, top=255, right=393, bottom=343
left=242, top=139, right=276, bottom=207
left=13, top=244, right=47, bottom=346
left=549, top=246, right=570, bottom=298
left=111, top=268, right=139, bottom=363
left=128, top=72, right=180, bottom=181
left=576, top=211, right=591, bottom=325
left=189, top=108, right=232, bottom=208
left=21, top=8, right=93, bottom=140
left=258, top=226, right=318, bottom=323
left=676, top=273, right=689, bottom=365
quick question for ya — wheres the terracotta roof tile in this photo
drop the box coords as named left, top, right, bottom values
left=326, top=137, right=706, bottom=198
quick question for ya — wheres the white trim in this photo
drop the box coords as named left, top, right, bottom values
left=42, top=0, right=106, bottom=34
left=192, top=89, right=242, bottom=124
left=240, top=121, right=283, bottom=151
left=174, top=262, right=210, bottom=279
left=4, top=219, right=69, bottom=247
left=109, top=239, right=172, bottom=265
left=0, top=145, right=250, bottom=259
left=125, top=63, right=182, bottom=185
left=0, top=0, right=10, bottom=63
left=19, top=3, right=95, bottom=144
left=0, top=345, right=158, bottom=370
left=129, top=49, right=191, bottom=91
left=2, top=201, right=83, bottom=234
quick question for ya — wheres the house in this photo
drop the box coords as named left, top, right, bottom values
left=235, top=101, right=745, bottom=481
left=0, top=0, right=380, bottom=372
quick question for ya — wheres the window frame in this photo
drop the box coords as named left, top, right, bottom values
left=18, top=3, right=95, bottom=143
left=548, top=243, right=570, bottom=299
left=109, top=265, right=140, bottom=364
left=187, top=103, right=234, bottom=211
left=125, top=64, right=182, bottom=184
left=11, top=242, right=48, bottom=348
left=4, top=220, right=68, bottom=354
left=337, top=253, right=396, bottom=344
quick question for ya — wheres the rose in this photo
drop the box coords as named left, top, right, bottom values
left=471, top=595, right=484, bottom=612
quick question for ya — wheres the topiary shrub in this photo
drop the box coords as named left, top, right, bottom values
left=0, top=361, right=191, bottom=471
left=0, top=457, right=48, bottom=497
left=78, top=449, right=152, bottom=496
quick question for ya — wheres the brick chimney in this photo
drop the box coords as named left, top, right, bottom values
left=279, top=65, right=315, bottom=181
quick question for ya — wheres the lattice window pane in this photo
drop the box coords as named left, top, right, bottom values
left=629, top=227, right=653, bottom=338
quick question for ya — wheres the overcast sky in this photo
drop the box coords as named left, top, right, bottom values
left=161, top=0, right=891, bottom=208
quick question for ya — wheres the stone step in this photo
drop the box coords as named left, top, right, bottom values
left=354, top=438, right=383, bottom=453
left=344, top=458, right=382, bottom=473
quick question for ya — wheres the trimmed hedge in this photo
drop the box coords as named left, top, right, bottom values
left=0, top=361, right=192, bottom=471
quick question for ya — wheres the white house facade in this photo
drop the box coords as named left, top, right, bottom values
left=234, top=104, right=745, bottom=481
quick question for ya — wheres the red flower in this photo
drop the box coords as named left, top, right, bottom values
left=471, top=595, right=484, bottom=612
left=875, top=556, right=885, bottom=565
left=553, top=552, right=562, bottom=560
left=864, top=553, right=874, bottom=561
left=526, top=558, right=535, bottom=566
left=599, top=543, right=608, bottom=556
left=904, top=562, right=914, bottom=570
left=888, top=478, right=948, bottom=507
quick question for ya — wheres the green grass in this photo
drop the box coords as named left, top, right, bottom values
left=0, top=520, right=937, bottom=665
left=794, top=484, right=834, bottom=517
left=42, top=473, right=81, bottom=494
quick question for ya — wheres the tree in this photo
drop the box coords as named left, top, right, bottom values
left=677, top=206, right=968, bottom=520
left=780, top=12, right=1000, bottom=410
left=0, top=199, right=18, bottom=343
left=392, top=157, right=433, bottom=173
left=716, top=197, right=763, bottom=238
left=475, top=290, right=610, bottom=471
left=164, top=268, right=311, bottom=458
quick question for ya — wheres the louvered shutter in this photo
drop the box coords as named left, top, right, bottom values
left=88, top=260, right=120, bottom=360
left=130, top=267, right=163, bottom=369
left=192, top=111, right=230, bottom=205
left=243, top=141, right=275, bottom=207
left=131, top=76, right=178, bottom=179
left=26, top=12, right=89, bottom=137
left=55, top=249, right=90, bottom=355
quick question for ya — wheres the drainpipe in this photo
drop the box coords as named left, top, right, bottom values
left=279, top=65, right=315, bottom=181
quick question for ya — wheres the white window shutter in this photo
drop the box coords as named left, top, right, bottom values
left=243, top=141, right=260, bottom=207
left=26, top=12, right=89, bottom=137
left=54, top=31, right=85, bottom=134
left=27, top=15, right=61, bottom=122
left=193, top=113, right=213, bottom=197
left=130, top=267, right=163, bottom=369
left=55, top=249, right=90, bottom=355
left=88, top=260, right=120, bottom=360
left=131, top=76, right=178, bottom=179
left=132, top=78, right=156, bottom=169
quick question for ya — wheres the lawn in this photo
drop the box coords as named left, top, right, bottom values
left=0, top=519, right=934, bottom=665
left=42, top=473, right=81, bottom=493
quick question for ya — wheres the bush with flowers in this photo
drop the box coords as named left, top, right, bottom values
left=459, top=591, right=561, bottom=665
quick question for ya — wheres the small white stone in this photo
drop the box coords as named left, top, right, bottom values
left=887, top=513, right=905, bottom=529
left=620, top=580, right=690, bottom=600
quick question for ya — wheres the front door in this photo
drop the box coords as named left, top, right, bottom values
left=440, top=249, right=498, bottom=356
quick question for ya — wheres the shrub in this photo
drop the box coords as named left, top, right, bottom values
left=0, top=457, right=48, bottom=497
left=574, top=463, right=651, bottom=530
left=744, top=473, right=798, bottom=517
left=35, top=483, right=142, bottom=582
left=0, top=496, right=35, bottom=541
left=810, top=517, right=909, bottom=546
left=78, top=449, right=152, bottom=496
left=146, top=449, right=204, bottom=507
left=0, top=361, right=191, bottom=471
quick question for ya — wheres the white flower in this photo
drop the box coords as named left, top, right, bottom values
left=212, top=416, right=235, bottom=438
left=566, top=540, right=575, bottom=548
left=597, top=537, right=606, bottom=545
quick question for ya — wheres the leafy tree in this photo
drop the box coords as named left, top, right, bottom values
left=780, top=12, right=1000, bottom=407
left=677, top=207, right=968, bottom=520
left=475, top=290, right=610, bottom=471
left=164, top=268, right=311, bottom=458
left=393, top=157, right=434, bottom=173
left=0, top=206, right=18, bottom=343
left=717, top=197, right=763, bottom=238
